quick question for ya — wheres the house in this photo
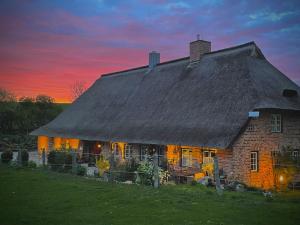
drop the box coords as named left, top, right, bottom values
left=31, top=39, right=300, bottom=189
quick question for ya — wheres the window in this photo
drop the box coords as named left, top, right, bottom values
left=181, top=148, right=193, bottom=167
left=112, top=143, right=121, bottom=159
left=140, top=145, right=148, bottom=161
left=247, top=124, right=255, bottom=132
left=292, top=150, right=299, bottom=159
left=125, top=144, right=133, bottom=159
left=250, top=152, right=258, bottom=171
left=203, top=150, right=215, bottom=164
left=271, top=151, right=280, bottom=167
left=271, top=114, right=282, bottom=133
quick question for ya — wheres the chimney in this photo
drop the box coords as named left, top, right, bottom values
left=149, top=51, right=160, bottom=69
left=189, top=37, right=211, bottom=62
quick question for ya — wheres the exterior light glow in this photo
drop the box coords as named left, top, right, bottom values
left=279, top=175, right=284, bottom=183
left=97, top=144, right=101, bottom=148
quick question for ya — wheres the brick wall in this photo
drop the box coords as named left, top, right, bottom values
left=230, top=109, right=300, bottom=189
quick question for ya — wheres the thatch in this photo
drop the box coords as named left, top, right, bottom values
left=31, top=42, right=300, bottom=148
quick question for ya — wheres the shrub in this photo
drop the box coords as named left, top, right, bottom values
left=47, top=151, right=56, bottom=165
left=96, top=155, right=110, bottom=176
left=64, top=152, right=73, bottom=172
left=19, top=149, right=29, bottom=166
left=77, top=165, right=86, bottom=176
left=191, top=180, right=198, bottom=186
left=1, top=150, right=13, bottom=163
left=28, top=160, right=37, bottom=168
left=47, top=151, right=65, bottom=171
left=137, top=156, right=169, bottom=186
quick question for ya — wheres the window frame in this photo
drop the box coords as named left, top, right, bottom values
left=181, top=148, right=193, bottom=167
left=140, top=145, right=148, bottom=161
left=250, top=151, right=258, bottom=171
left=112, top=143, right=120, bottom=158
left=271, top=114, right=282, bottom=133
left=292, top=150, right=299, bottom=159
left=124, top=144, right=133, bottom=159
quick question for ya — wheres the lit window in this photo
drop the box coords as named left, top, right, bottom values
left=271, top=114, right=282, bottom=133
left=112, top=143, right=121, bottom=158
left=250, top=152, right=258, bottom=171
left=125, top=144, right=133, bottom=159
left=203, top=150, right=215, bottom=164
left=182, top=148, right=193, bottom=167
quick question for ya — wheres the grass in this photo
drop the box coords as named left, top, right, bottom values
left=0, top=165, right=300, bottom=225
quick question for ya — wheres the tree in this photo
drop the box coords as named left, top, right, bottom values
left=70, top=81, right=86, bottom=101
left=0, top=88, right=16, bottom=102
left=0, top=88, right=17, bottom=133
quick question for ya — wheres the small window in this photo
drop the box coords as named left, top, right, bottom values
left=271, top=114, right=282, bottom=133
left=203, top=151, right=209, bottom=158
left=271, top=151, right=280, bottom=167
left=112, top=143, right=121, bottom=158
left=292, top=150, right=299, bottom=159
left=140, top=145, right=148, bottom=161
left=250, top=152, right=258, bottom=171
left=247, top=124, right=255, bottom=132
left=203, top=150, right=215, bottom=164
left=125, top=144, right=133, bottom=159
left=182, top=148, right=193, bottom=167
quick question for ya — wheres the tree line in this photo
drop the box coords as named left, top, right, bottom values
left=0, top=88, right=65, bottom=135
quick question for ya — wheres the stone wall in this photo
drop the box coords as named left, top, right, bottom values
left=230, top=109, right=300, bottom=189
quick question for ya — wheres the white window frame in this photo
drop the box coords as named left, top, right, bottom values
left=125, top=144, right=133, bottom=159
left=247, top=124, right=255, bottom=132
left=292, top=150, right=299, bottom=159
left=140, top=145, right=148, bottom=161
left=203, top=150, right=215, bottom=164
left=250, top=151, right=258, bottom=171
left=112, top=143, right=120, bottom=158
left=181, top=148, right=193, bottom=167
left=271, top=114, right=282, bottom=133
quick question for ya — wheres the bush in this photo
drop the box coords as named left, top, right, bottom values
left=137, top=156, right=169, bottom=186
left=1, top=150, right=13, bottom=163
left=47, top=151, right=56, bottom=165
left=47, top=150, right=77, bottom=172
left=77, top=165, right=86, bottom=176
left=27, top=160, right=37, bottom=168
left=191, top=180, right=198, bottom=186
left=18, top=149, right=29, bottom=166
left=96, top=155, right=110, bottom=176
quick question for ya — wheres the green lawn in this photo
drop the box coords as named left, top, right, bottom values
left=0, top=166, right=300, bottom=225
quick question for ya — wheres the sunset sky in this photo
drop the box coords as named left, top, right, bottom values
left=1, top=0, right=300, bottom=103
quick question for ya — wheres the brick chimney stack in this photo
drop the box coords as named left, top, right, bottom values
left=189, top=38, right=211, bottom=62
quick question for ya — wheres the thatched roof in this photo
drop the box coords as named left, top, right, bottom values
left=31, top=42, right=300, bottom=148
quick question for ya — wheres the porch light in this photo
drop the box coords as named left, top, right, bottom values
left=279, top=175, right=284, bottom=183
left=97, top=144, right=101, bottom=148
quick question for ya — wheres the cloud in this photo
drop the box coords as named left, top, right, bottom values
left=249, top=10, right=297, bottom=22
left=0, top=0, right=300, bottom=101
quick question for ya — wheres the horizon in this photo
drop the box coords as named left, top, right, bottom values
left=1, top=0, right=300, bottom=103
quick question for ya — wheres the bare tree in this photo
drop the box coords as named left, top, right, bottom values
left=0, top=87, right=16, bottom=102
left=70, top=81, right=87, bottom=101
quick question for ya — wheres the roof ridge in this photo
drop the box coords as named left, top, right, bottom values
left=204, top=41, right=256, bottom=56
left=100, top=41, right=258, bottom=78
left=101, top=57, right=189, bottom=78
